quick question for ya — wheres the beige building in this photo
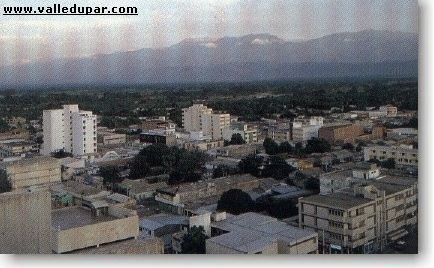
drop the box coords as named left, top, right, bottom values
left=0, top=156, right=61, bottom=189
left=182, top=104, right=213, bottom=132
left=98, top=132, right=126, bottom=145
left=0, top=189, right=52, bottom=253
left=207, top=212, right=318, bottom=254
left=182, top=104, right=230, bottom=141
left=51, top=204, right=139, bottom=253
left=364, top=145, right=418, bottom=168
left=319, top=124, right=364, bottom=144
left=0, top=141, right=38, bottom=157
left=155, top=174, right=271, bottom=214
left=201, top=113, right=231, bottom=141
left=299, top=176, right=417, bottom=253
left=222, top=123, right=258, bottom=144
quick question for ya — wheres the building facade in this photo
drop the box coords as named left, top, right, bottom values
left=363, top=146, right=418, bottom=168
left=0, top=190, right=52, bottom=253
left=318, top=124, right=364, bottom=144
left=182, top=104, right=230, bottom=141
left=299, top=177, right=417, bottom=253
left=0, top=156, right=61, bottom=189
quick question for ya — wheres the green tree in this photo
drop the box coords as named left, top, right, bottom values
left=129, top=155, right=150, bottom=179
left=100, top=166, right=122, bottom=188
left=213, top=165, right=230, bottom=179
left=263, top=138, right=280, bottom=155
left=279, top=141, right=293, bottom=154
left=381, top=158, right=396, bottom=169
left=304, top=138, right=331, bottom=154
left=238, top=154, right=263, bottom=177
left=228, top=133, right=246, bottom=145
left=264, top=198, right=298, bottom=219
left=181, top=226, right=206, bottom=254
left=262, top=156, right=295, bottom=180
left=304, top=177, right=320, bottom=193
left=0, top=169, right=12, bottom=193
left=217, top=189, right=254, bottom=215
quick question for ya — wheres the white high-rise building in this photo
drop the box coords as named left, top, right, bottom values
left=42, top=105, right=97, bottom=156
left=182, top=104, right=230, bottom=141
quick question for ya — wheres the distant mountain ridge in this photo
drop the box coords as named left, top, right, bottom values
left=0, top=30, right=418, bottom=88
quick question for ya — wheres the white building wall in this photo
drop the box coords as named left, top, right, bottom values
left=43, top=105, right=96, bottom=157
left=42, top=109, right=64, bottom=155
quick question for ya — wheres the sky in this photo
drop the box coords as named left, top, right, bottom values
left=0, top=0, right=418, bottom=66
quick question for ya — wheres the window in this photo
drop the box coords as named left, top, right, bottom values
left=328, top=209, right=344, bottom=217
left=356, top=207, right=364, bottom=216
left=329, top=221, right=343, bottom=228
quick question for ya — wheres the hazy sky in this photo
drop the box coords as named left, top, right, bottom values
left=0, top=0, right=418, bottom=66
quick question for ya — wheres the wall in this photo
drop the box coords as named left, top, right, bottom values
left=0, top=190, right=52, bottom=253
left=51, top=213, right=139, bottom=253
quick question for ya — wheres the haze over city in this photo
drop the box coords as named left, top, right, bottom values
left=0, top=0, right=418, bottom=66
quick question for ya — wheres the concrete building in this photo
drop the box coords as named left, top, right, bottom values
left=0, top=141, right=38, bottom=157
left=379, top=105, right=398, bottom=117
left=51, top=205, right=139, bottom=253
left=299, top=176, right=417, bottom=253
left=43, top=104, right=97, bottom=156
left=182, top=104, right=230, bottom=141
left=182, top=104, right=213, bottom=132
left=222, top=123, right=258, bottom=144
left=319, top=124, right=364, bottom=144
left=320, top=163, right=380, bottom=195
left=363, top=145, right=418, bottom=168
left=140, top=129, right=176, bottom=146
left=207, top=212, right=318, bottom=254
left=292, top=117, right=324, bottom=142
left=73, top=237, right=164, bottom=254
left=97, top=132, right=126, bottom=146
left=201, top=113, right=231, bottom=141
left=155, top=174, right=271, bottom=214
left=0, top=189, right=52, bottom=253
left=0, top=156, right=61, bottom=189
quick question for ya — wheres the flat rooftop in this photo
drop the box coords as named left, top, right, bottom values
left=300, top=193, right=373, bottom=209
left=209, top=212, right=316, bottom=253
left=52, top=206, right=117, bottom=230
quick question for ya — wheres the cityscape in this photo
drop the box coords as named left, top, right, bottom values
left=0, top=0, right=419, bottom=256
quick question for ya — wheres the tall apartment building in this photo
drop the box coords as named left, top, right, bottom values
left=43, top=105, right=97, bottom=156
left=318, top=124, right=364, bottom=144
left=363, top=145, right=418, bottom=168
left=182, top=104, right=213, bottom=132
left=182, top=104, right=230, bottom=141
left=299, top=176, right=417, bottom=254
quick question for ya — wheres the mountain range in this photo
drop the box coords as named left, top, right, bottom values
left=0, top=30, right=418, bottom=88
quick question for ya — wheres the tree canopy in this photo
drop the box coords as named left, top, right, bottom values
left=129, top=144, right=208, bottom=184
left=181, top=226, right=206, bottom=254
left=217, top=189, right=254, bottom=215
